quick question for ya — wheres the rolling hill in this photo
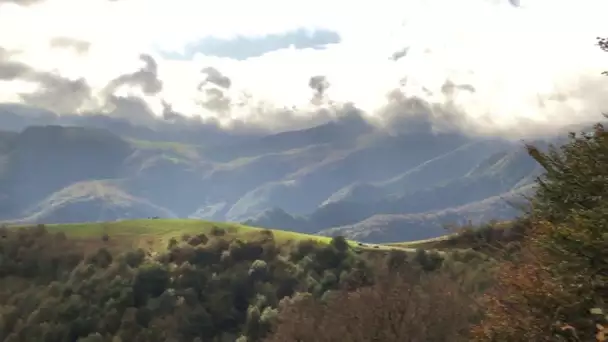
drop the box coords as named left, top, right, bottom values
left=7, top=218, right=411, bottom=256
left=19, top=219, right=335, bottom=253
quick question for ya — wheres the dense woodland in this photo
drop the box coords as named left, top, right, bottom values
left=1, top=39, right=608, bottom=342
left=0, top=219, right=496, bottom=342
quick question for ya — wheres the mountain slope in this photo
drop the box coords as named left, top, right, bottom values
left=15, top=180, right=176, bottom=224
left=321, top=139, right=510, bottom=206
left=244, top=142, right=540, bottom=234
left=0, top=108, right=553, bottom=243
left=227, top=130, right=481, bottom=221
left=318, top=183, right=535, bottom=243
left=1, top=126, right=133, bottom=217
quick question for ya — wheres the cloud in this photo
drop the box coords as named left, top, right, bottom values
left=0, top=47, right=92, bottom=113
left=0, top=0, right=607, bottom=137
left=441, top=81, right=476, bottom=96
left=104, top=54, right=162, bottom=96
left=200, top=67, right=232, bottom=89
left=49, top=37, right=91, bottom=54
left=390, top=48, right=409, bottom=62
left=309, top=75, right=330, bottom=105
left=0, top=48, right=30, bottom=79
left=19, top=74, right=91, bottom=114
left=197, top=67, right=233, bottom=115
left=0, top=0, right=43, bottom=5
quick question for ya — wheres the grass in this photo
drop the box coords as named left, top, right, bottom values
left=127, top=138, right=202, bottom=161
left=11, top=218, right=426, bottom=255
left=25, top=219, right=333, bottom=253
left=387, top=235, right=455, bottom=250
left=389, top=220, right=517, bottom=251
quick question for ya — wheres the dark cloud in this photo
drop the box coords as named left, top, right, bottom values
left=0, top=49, right=248, bottom=135
left=0, top=49, right=167, bottom=117
left=197, top=67, right=232, bottom=115
left=199, top=88, right=232, bottom=115
left=105, top=54, right=163, bottom=96
left=200, top=67, right=231, bottom=89
left=0, top=55, right=31, bottom=80
left=378, top=87, right=549, bottom=138
left=161, top=100, right=182, bottom=121
left=49, top=37, right=91, bottom=54
left=309, top=75, right=329, bottom=94
left=440, top=80, right=476, bottom=96
left=104, top=95, right=156, bottom=123
left=20, top=76, right=91, bottom=114
left=308, top=75, right=330, bottom=105
left=0, top=48, right=92, bottom=113
left=159, top=101, right=234, bottom=137
left=381, top=89, right=470, bottom=135
left=0, top=48, right=234, bottom=125
left=162, top=28, right=341, bottom=61
left=390, top=47, right=409, bottom=61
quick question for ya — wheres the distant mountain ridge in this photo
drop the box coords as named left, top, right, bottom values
left=0, top=106, right=555, bottom=242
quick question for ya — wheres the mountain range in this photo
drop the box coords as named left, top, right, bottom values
left=0, top=103, right=560, bottom=243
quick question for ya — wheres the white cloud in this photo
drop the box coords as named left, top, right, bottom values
left=0, top=0, right=607, bottom=135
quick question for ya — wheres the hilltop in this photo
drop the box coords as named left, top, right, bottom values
left=8, top=218, right=418, bottom=255
left=21, top=219, right=335, bottom=253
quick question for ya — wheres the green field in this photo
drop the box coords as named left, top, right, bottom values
left=387, top=235, right=455, bottom=249
left=127, top=138, right=202, bottom=161
left=10, top=218, right=434, bottom=255
left=388, top=220, right=517, bottom=251
left=22, top=219, right=333, bottom=252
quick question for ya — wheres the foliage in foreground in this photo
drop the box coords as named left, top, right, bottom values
left=267, top=265, right=476, bottom=342
left=472, top=123, right=608, bottom=341
left=0, top=222, right=493, bottom=342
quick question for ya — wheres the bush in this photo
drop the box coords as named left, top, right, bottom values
left=267, top=266, right=475, bottom=342
left=473, top=123, right=608, bottom=341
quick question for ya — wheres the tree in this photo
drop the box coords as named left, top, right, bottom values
left=267, top=266, right=474, bottom=342
left=474, top=78, right=608, bottom=341
left=329, top=236, right=349, bottom=253
left=133, top=263, right=170, bottom=306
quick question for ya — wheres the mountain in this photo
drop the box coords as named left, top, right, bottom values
left=0, top=103, right=257, bottom=147
left=13, top=180, right=177, bottom=224
left=317, top=183, right=536, bottom=243
left=1, top=125, right=133, bottom=217
left=243, top=141, right=542, bottom=237
left=0, top=106, right=552, bottom=242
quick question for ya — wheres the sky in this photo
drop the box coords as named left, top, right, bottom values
left=0, top=0, right=607, bottom=136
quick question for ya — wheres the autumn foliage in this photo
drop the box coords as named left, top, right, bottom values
left=267, top=265, right=475, bottom=342
left=472, top=123, right=608, bottom=341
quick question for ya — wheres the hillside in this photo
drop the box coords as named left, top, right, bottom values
left=8, top=218, right=412, bottom=256
left=20, top=218, right=336, bottom=252
left=318, top=184, right=535, bottom=243
left=14, top=181, right=178, bottom=224
left=0, top=107, right=552, bottom=243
